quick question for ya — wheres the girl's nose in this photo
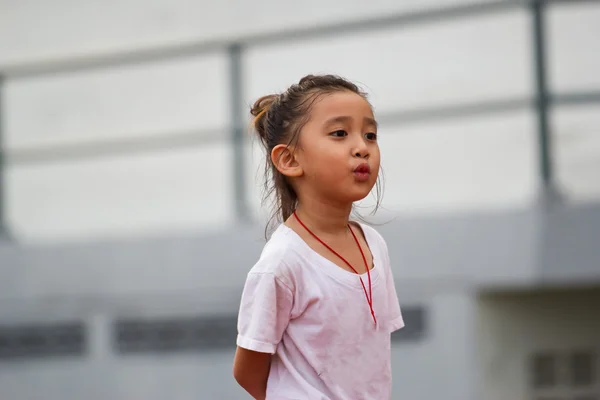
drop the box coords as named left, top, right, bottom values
left=354, top=147, right=369, bottom=159
left=354, top=138, right=370, bottom=158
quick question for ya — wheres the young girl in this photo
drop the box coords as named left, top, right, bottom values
left=233, top=74, right=404, bottom=399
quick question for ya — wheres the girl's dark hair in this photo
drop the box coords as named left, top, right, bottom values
left=251, top=74, right=383, bottom=236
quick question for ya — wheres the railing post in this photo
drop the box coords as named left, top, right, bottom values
left=228, top=44, right=250, bottom=222
left=531, top=0, right=560, bottom=202
left=0, top=75, right=10, bottom=240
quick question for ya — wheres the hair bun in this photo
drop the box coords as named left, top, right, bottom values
left=250, top=94, right=278, bottom=117
left=250, top=94, right=278, bottom=141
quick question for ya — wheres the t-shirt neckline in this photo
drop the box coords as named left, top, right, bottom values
left=277, top=222, right=381, bottom=289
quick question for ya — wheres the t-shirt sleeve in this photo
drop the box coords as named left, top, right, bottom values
left=236, top=271, right=294, bottom=354
left=386, top=266, right=404, bottom=333
left=376, top=230, right=404, bottom=333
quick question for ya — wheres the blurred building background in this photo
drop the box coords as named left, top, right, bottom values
left=1, top=0, right=599, bottom=399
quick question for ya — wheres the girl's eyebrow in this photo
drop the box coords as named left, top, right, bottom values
left=365, top=116, right=378, bottom=129
left=324, top=116, right=378, bottom=128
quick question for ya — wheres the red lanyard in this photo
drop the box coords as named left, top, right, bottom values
left=293, top=211, right=376, bottom=325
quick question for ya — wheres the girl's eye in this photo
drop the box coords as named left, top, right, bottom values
left=365, top=132, right=378, bottom=141
left=330, top=130, right=348, bottom=138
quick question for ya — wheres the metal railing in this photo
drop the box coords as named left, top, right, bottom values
left=1, top=0, right=599, bottom=238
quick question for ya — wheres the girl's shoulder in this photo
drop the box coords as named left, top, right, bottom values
left=247, top=224, right=308, bottom=288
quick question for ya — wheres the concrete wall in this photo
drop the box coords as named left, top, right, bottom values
left=0, top=271, right=476, bottom=400
left=2, top=202, right=600, bottom=306
left=477, top=287, right=600, bottom=400
left=0, top=335, right=247, bottom=400
left=391, top=290, right=478, bottom=400
left=1, top=201, right=600, bottom=399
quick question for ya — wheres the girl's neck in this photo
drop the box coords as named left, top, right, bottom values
left=292, top=198, right=352, bottom=236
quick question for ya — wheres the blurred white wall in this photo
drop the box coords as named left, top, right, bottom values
left=0, top=0, right=515, bottom=65
left=1, top=1, right=599, bottom=243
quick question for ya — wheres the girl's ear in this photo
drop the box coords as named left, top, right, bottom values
left=271, top=144, right=303, bottom=178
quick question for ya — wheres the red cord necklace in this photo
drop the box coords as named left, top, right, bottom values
left=293, top=211, right=376, bottom=325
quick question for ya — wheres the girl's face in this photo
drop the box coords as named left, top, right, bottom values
left=294, top=91, right=380, bottom=204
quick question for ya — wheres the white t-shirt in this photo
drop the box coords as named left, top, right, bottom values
left=236, top=223, right=404, bottom=400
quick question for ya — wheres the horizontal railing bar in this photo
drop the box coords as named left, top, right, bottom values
left=552, top=90, right=600, bottom=107
left=6, top=127, right=227, bottom=165
left=378, top=97, right=534, bottom=126
left=4, top=89, right=599, bottom=166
